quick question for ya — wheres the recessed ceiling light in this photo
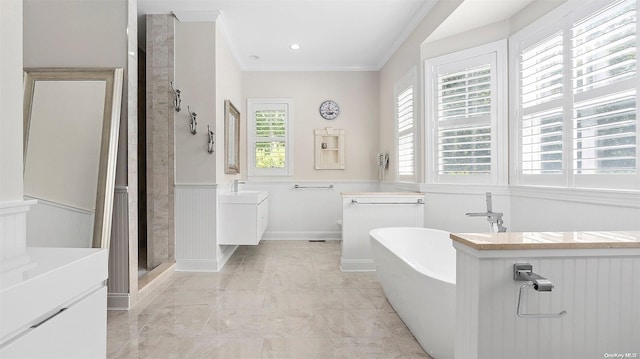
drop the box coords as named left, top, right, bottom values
left=290, top=43, right=301, bottom=50
left=249, top=55, right=260, bottom=60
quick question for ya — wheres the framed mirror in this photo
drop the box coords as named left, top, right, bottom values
left=23, top=68, right=123, bottom=249
left=225, top=100, right=240, bottom=174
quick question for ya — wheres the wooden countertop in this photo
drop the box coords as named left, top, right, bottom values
left=450, top=231, right=640, bottom=250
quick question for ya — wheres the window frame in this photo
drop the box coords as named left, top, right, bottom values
left=394, top=66, right=418, bottom=182
left=424, top=40, right=508, bottom=185
left=509, top=0, right=640, bottom=190
left=247, top=98, right=294, bottom=177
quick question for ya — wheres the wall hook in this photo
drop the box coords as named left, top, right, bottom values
left=170, top=81, right=181, bottom=112
left=207, top=125, right=215, bottom=154
left=187, top=105, right=197, bottom=135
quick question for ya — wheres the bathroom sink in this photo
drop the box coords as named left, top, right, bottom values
left=220, top=191, right=268, bottom=204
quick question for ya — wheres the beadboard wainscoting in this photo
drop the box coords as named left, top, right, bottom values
left=241, top=180, right=379, bottom=240
left=175, top=184, right=237, bottom=272
left=107, top=187, right=130, bottom=309
left=455, top=246, right=640, bottom=359
left=24, top=196, right=94, bottom=248
left=0, top=200, right=35, bottom=271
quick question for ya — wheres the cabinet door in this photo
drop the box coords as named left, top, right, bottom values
left=257, top=198, right=269, bottom=239
left=0, top=286, right=106, bottom=359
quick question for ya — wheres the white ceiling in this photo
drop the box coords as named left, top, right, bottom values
left=426, top=0, right=535, bottom=43
left=138, top=0, right=437, bottom=71
left=138, top=0, right=537, bottom=71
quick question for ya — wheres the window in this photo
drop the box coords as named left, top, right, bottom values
left=425, top=40, right=507, bottom=184
left=247, top=98, right=293, bottom=176
left=395, top=67, right=417, bottom=180
left=511, top=0, right=639, bottom=189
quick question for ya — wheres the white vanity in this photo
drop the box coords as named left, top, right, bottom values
left=0, top=247, right=108, bottom=358
left=219, top=191, right=269, bottom=245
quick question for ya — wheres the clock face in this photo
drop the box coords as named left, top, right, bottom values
left=319, top=100, right=339, bottom=120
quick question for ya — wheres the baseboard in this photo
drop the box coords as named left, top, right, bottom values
left=175, top=259, right=219, bottom=272
left=107, top=293, right=130, bottom=310
left=216, top=245, right=238, bottom=271
left=263, top=230, right=341, bottom=240
left=340, top=258, right=376, bottom=272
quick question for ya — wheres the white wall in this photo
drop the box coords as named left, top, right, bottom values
left=23, top=0, right=129, bottom=187
left=242, top=71, right=380, bottom=181
left=174, top=21, right=217, bottom=184
left=378, top=0, right=464, bottom=183
left=0, top=0, right=24, bottom=203
left=215, top=21, right=243, bottom=184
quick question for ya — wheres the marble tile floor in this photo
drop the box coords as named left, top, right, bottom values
left=107, top=240, right=433, bottom=359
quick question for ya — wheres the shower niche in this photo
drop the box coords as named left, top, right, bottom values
left=314, top=127, right=345, bottom=170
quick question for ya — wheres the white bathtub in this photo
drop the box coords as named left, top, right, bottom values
left=370, top=227, right=456, bottom=359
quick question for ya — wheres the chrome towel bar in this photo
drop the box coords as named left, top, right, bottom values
left=351, top=199, right=424, bottom=205
left=294, top=184, right=334, bottom=189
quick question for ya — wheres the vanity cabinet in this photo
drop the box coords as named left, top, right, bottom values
left=0, top=247, right=108, bottom=359
left=219, top=191, right=269, bottom=245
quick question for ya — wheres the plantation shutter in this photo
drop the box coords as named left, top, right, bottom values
left=255, top=107, right=287, bottom=169
left=397, top=87, right=415, bottom=177
left=520, top=32, right=564, bottom=175
left=572, top=0, right=637, bottom=175
left=436, top=64, right=492, bottom=176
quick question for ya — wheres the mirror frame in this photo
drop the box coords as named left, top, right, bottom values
left=23, top=68, right=123, bottom=249
left=224, top=100, right=240, bottom=174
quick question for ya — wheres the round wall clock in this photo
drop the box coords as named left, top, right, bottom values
left=319, top=100, right=339, bottom=120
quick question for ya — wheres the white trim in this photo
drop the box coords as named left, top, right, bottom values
left=339, top=258, right=376, bottom=272
left=23, top=195, right=93, bottom=216
left=0, top=199, right=36, bottom=215
left=376, top=0, right=438, bottom=70
left=107, top=293, right=130, bottom=311
left=418, top=183, right=510, bottom=196
left=510, top=185, right=640, bottom=209
left=262, top=230, right=341, bottom=240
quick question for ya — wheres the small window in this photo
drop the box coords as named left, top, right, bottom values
left=247, top=99, right=293, bottom=176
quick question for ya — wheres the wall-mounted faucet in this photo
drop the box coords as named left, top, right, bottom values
left=465, top=192, right=507, bottom=232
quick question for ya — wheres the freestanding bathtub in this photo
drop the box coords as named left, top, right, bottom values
left=370, top=227, right=456, bottom=359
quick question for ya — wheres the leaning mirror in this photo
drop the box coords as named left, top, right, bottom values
left=225, top=100, right=240, bottom=174
left=23, top=68, right=123, bottom=249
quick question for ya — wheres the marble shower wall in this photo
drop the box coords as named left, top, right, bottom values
left=146, top=14, right=175, bottom=270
